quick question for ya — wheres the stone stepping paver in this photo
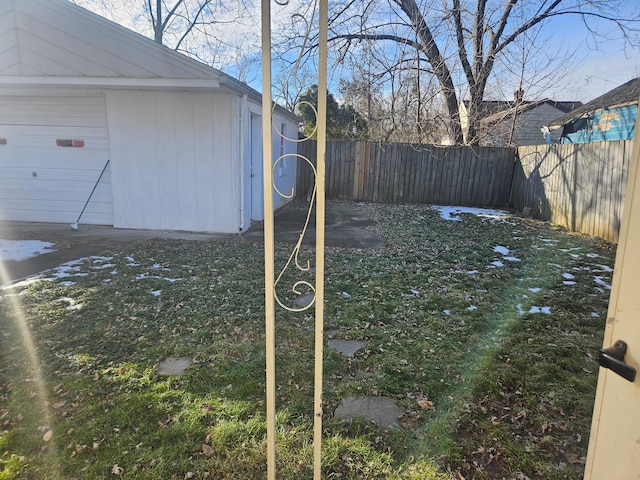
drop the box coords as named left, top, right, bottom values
left=334, top=396, right=402, bottom=429
left=293, top=293, right=315, bottom=308
left=328, top=339, right=367, bottom=357
left=157, top=357, right=192, bottom=376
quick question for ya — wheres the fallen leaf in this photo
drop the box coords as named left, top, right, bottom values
left=417, top=399, right=434, bottom=410
left=202, top=444, right=214, bottom=457
left=43, top=430, right=54, bottom=442
left=111, top=464, right=124, bottom=475
left=565, top=452, right=586, bottom=464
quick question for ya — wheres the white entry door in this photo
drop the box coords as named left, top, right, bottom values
left=584, top=112, right=640, bottom=479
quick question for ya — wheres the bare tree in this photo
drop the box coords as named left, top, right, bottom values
left=327, top=0, right=640, bottom=145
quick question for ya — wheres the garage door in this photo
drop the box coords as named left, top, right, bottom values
left=0, top=95, right=113, bottom=225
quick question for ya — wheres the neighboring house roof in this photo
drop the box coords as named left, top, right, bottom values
left=0, top=0, right=295, bottom=119
left=549, top=77, right=640, bottom=128
left=463, top=99, right=581, bottom=122
left=480, top=99, right=582, bottom=125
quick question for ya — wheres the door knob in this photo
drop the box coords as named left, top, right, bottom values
left=599, top=340, right=636, bottom=382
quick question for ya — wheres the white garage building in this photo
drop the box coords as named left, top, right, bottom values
left=0, top=0, right=298, bottom=233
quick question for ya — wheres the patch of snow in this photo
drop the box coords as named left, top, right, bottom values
left=591, top=312, right=600, bottom=318
left=594, top=276, right=611, bottom=290
left=489, top=261, right=504, bottom=267
left=529, top=306, right=552, bottom=314
left=466, top=270, right=479, bottom=275
left=503, top=256, right=521, bottom=262
left=563, top=281, right=577, bottom=285
left=91, top=263, right=116, bottom=270
left=494, top=245, right=510, bottom=255
left=431, top=206, right=511, bottom=222
left=151, top=290, right=162, bottom=297
left=467, top=305, right=478, bottom=311
left=562, top=273, right=575, bottom=280
left=586, top=253, right=600, bottom=258
left=59, top=296, right=82, bottom=310
left=595, top=265, right=613, bottom=273
left=135, top=273, right=183, bottom=283
left=0, top=239, right=57, bottom=261
left=443, top=310, right=451, bottom=315
left=92, top=256, right=114, bottom=263
left=516, top=303, right=525, bottom=315
left=528, top=287, right=541, bottom=293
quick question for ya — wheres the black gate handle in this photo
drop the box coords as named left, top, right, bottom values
left=599, top=340, right=636, bottom=383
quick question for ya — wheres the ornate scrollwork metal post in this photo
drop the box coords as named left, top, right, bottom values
left=261, top=0, right=327, bottom=477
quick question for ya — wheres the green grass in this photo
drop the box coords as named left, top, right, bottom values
left=0, top=201, right=615, bottom=479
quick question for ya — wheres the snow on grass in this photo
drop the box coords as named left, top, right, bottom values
left=432, top=206, right=512, bottom=222
left=58, top=296, right=82, bottom=310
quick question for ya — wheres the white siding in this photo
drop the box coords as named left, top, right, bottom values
left=0, top=94, right=113, bottom=224
left=106, top=90, right=239, bottom=232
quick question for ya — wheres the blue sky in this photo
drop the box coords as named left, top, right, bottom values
left=540, top=5, right=640, bottom=102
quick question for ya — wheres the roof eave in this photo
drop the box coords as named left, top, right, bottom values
left=0, top=75, right=221, bottom=90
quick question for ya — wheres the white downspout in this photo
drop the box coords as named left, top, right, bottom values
left=239, top=93, right=248, bottom=232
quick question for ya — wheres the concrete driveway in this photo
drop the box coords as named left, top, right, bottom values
left=243, top=200, right=385, bottom=250
left=0, top=221, right=233, bottom=285
left=1, top=201, right=384, bottom=285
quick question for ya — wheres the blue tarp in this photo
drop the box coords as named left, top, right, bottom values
left=560, top=104, right=637, bottom=143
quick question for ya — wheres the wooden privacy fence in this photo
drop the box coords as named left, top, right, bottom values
left=512, top=141, right=633, bottom=243
left=297, top=140, right=516, bottom=207
left=296, top=139, right=633, bottom=242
